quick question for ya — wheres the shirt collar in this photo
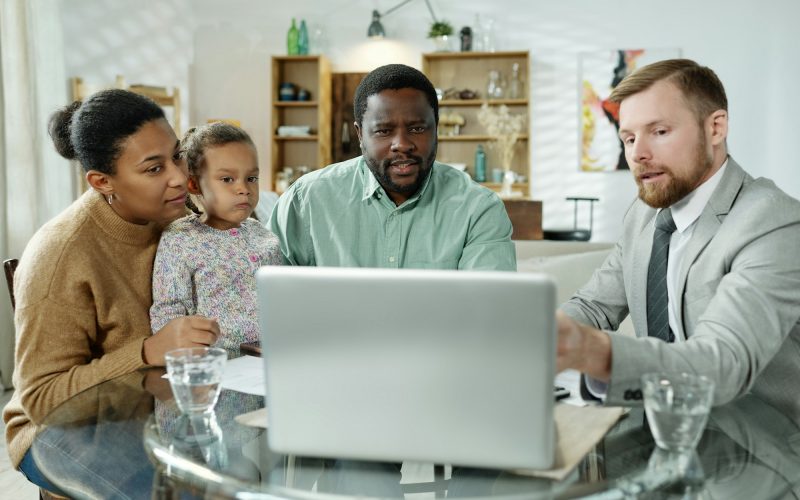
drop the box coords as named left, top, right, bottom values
left=669, top=158, right=728, bottom=233
left=361, top=157, right=383, bottom=201
left=359, top=156, right=435, bottom=207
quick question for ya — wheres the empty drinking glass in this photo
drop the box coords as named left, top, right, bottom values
left=166, top=347, right=227, bottom=415
left=642, top=372, right=715, bottom=452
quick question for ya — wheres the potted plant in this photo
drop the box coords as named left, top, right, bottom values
left=428, top=21, right=454, bottom=52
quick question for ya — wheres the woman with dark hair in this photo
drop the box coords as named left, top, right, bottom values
left=2, top=89, right=220, bottom=492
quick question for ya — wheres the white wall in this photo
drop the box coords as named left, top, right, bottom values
left=59, top=0, right=800, bottom=242
left=59, top=0, right=194, bottom=135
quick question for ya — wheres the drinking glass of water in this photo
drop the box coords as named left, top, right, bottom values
left=166, top=347, right=227, bottom=415
left=641, top=372, right=715, bottom=453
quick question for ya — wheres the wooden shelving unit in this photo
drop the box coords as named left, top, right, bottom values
left=271, top=55, right=332, bottom=192
left=439, top=134, right=529, bottom=142
left=422, top=51, right=530, bottom=195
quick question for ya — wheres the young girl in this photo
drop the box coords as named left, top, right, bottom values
left=150, top=122, right=282, bottom=355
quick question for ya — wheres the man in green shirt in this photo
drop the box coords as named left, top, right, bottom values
left=268, top=64, right=515, bottom=271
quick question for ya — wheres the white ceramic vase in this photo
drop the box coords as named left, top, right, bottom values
left=499, top=170, right=515, bottom=197
left=431, top=35, right=452, bottom=52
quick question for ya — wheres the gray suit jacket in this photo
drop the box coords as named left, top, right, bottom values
left=562, top=158, right=800, bottom=425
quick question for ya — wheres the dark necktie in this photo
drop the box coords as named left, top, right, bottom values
left=646, top=208, right=677, bottom=342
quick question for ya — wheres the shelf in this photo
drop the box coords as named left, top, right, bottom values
left=273, top=101, right=318, bottom=107
left=274, top=135, right=318, bottom=141
left=423, top=50, right=530, bottom=195
left=271, top=55, right=332, bottom=186
left=438, top=134, right=529, bottom=142
left=423, top=50, right=530, bottom=60
left=481, top=182, right=529, bottom=189
left=438, top=99, right=528, bottom=107
left=272, top=55, right=325, bottom=62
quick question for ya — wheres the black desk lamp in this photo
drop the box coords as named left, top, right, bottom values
left=367, top=0, right=438, bottom=39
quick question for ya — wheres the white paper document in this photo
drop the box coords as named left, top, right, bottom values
left=555, top=369, right=588, bottom=407
left=220, top=354, right=266, bottom=396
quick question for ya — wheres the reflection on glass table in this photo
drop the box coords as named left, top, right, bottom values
left=592, top=395, right=800, bottom=499
left=28, top=369, right=800, bottom=499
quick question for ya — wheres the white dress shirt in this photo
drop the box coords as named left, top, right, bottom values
left=585, top=159, right=729, bottom=398
left=665, top=159, right=728, bottom=340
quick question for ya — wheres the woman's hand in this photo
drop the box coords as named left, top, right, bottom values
left=142, top=368, right=174, bottom=401
left=142, top=316, right=220, bottom=366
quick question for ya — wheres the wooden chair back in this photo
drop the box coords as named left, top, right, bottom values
left=4, top=258, right=18, bottom=311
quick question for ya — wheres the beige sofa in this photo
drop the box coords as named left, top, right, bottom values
left=514, top=240, right=634, bottom=337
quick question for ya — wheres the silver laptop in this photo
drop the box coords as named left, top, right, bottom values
left=256, top=266, right=556, bottom=470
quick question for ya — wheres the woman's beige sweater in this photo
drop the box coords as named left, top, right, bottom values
left=3, top=190, right=159, bottom=467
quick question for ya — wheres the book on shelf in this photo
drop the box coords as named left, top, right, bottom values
left=277, top=125, right=313, bottom=137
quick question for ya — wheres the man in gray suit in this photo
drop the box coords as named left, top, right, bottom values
left=557, top=59, right=800, bottom=423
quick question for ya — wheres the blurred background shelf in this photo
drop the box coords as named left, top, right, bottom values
left=422, top=51, right=530, bottom=193
left=271, top=55, right=331, bottom=192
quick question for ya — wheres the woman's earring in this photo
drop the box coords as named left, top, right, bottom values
left=107, top=194, right=114, bottom=205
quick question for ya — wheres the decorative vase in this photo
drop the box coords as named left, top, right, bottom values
left=500, top=169, right=515, bottom=197
left=287, top=18, right=299, bottom=55
left=432, top=35, right=452, bottom=52
left=298, top=19, right=309, bottom=55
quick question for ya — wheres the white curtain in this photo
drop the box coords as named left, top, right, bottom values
left=0, top=0, right=72, bottom=389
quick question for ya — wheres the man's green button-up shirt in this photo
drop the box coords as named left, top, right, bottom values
left=268, top=156, right=516, bottom=271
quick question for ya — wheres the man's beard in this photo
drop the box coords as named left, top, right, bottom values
left=635, top=135, right=714, bottom=209
left=365, top=147, right=437, bottom=199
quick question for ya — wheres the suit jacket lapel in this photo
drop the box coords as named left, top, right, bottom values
left=676, top=158, right=747, bottom=333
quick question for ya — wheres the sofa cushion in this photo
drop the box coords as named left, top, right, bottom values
left=517, top=248, right=635, bottom=337
left=517, top=249, right=611, bottom=305
left=514, top=240, right=614, bottom=260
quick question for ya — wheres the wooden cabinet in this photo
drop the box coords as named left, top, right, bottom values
left=421, top=51, right=530, bottom=195
left=503, top=199, right=542, bottom=240
left=271, top=55, right=332, bottom=192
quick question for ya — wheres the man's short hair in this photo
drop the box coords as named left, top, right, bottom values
left=609, top=58, right=728, bottom=124
left=354, top=64, right=439, bottom=126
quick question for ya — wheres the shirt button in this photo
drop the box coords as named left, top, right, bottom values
left=388, top=256, right=396, bottom=263
left=249, top=255, right=258, bottom=263
left=230, top=228, right=239, bottom=236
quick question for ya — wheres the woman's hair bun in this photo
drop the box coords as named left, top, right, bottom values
left=48, top=100, right=82, bottom=160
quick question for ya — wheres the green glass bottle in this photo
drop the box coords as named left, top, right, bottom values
left=474, top=144, right=487, bottom=182
left=287, top=18, right=299, bottom=55
left=298, top=20, right=309, bottom=55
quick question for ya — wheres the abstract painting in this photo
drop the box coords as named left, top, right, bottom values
left=579, top=48, right=681, bottom=171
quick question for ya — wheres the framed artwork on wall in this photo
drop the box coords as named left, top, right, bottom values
left=579, top=48, right=681, bottom=172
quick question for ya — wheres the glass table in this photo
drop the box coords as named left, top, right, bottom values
left=30, top=369, right=800, bottom=499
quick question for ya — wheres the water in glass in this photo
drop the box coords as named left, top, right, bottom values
left=642, top=372, right=714, bottom=452
left=166, top=347, right=227, bottom=415
left=645, top=399, right=710, bottom=451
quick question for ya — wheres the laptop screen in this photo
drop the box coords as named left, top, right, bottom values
left=257, top=266, right=556, bottom=469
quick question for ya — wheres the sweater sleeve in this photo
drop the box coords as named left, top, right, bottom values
left=14, top=297, right=148, bottom=424
left=150, top=228, right=196, bottom=333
